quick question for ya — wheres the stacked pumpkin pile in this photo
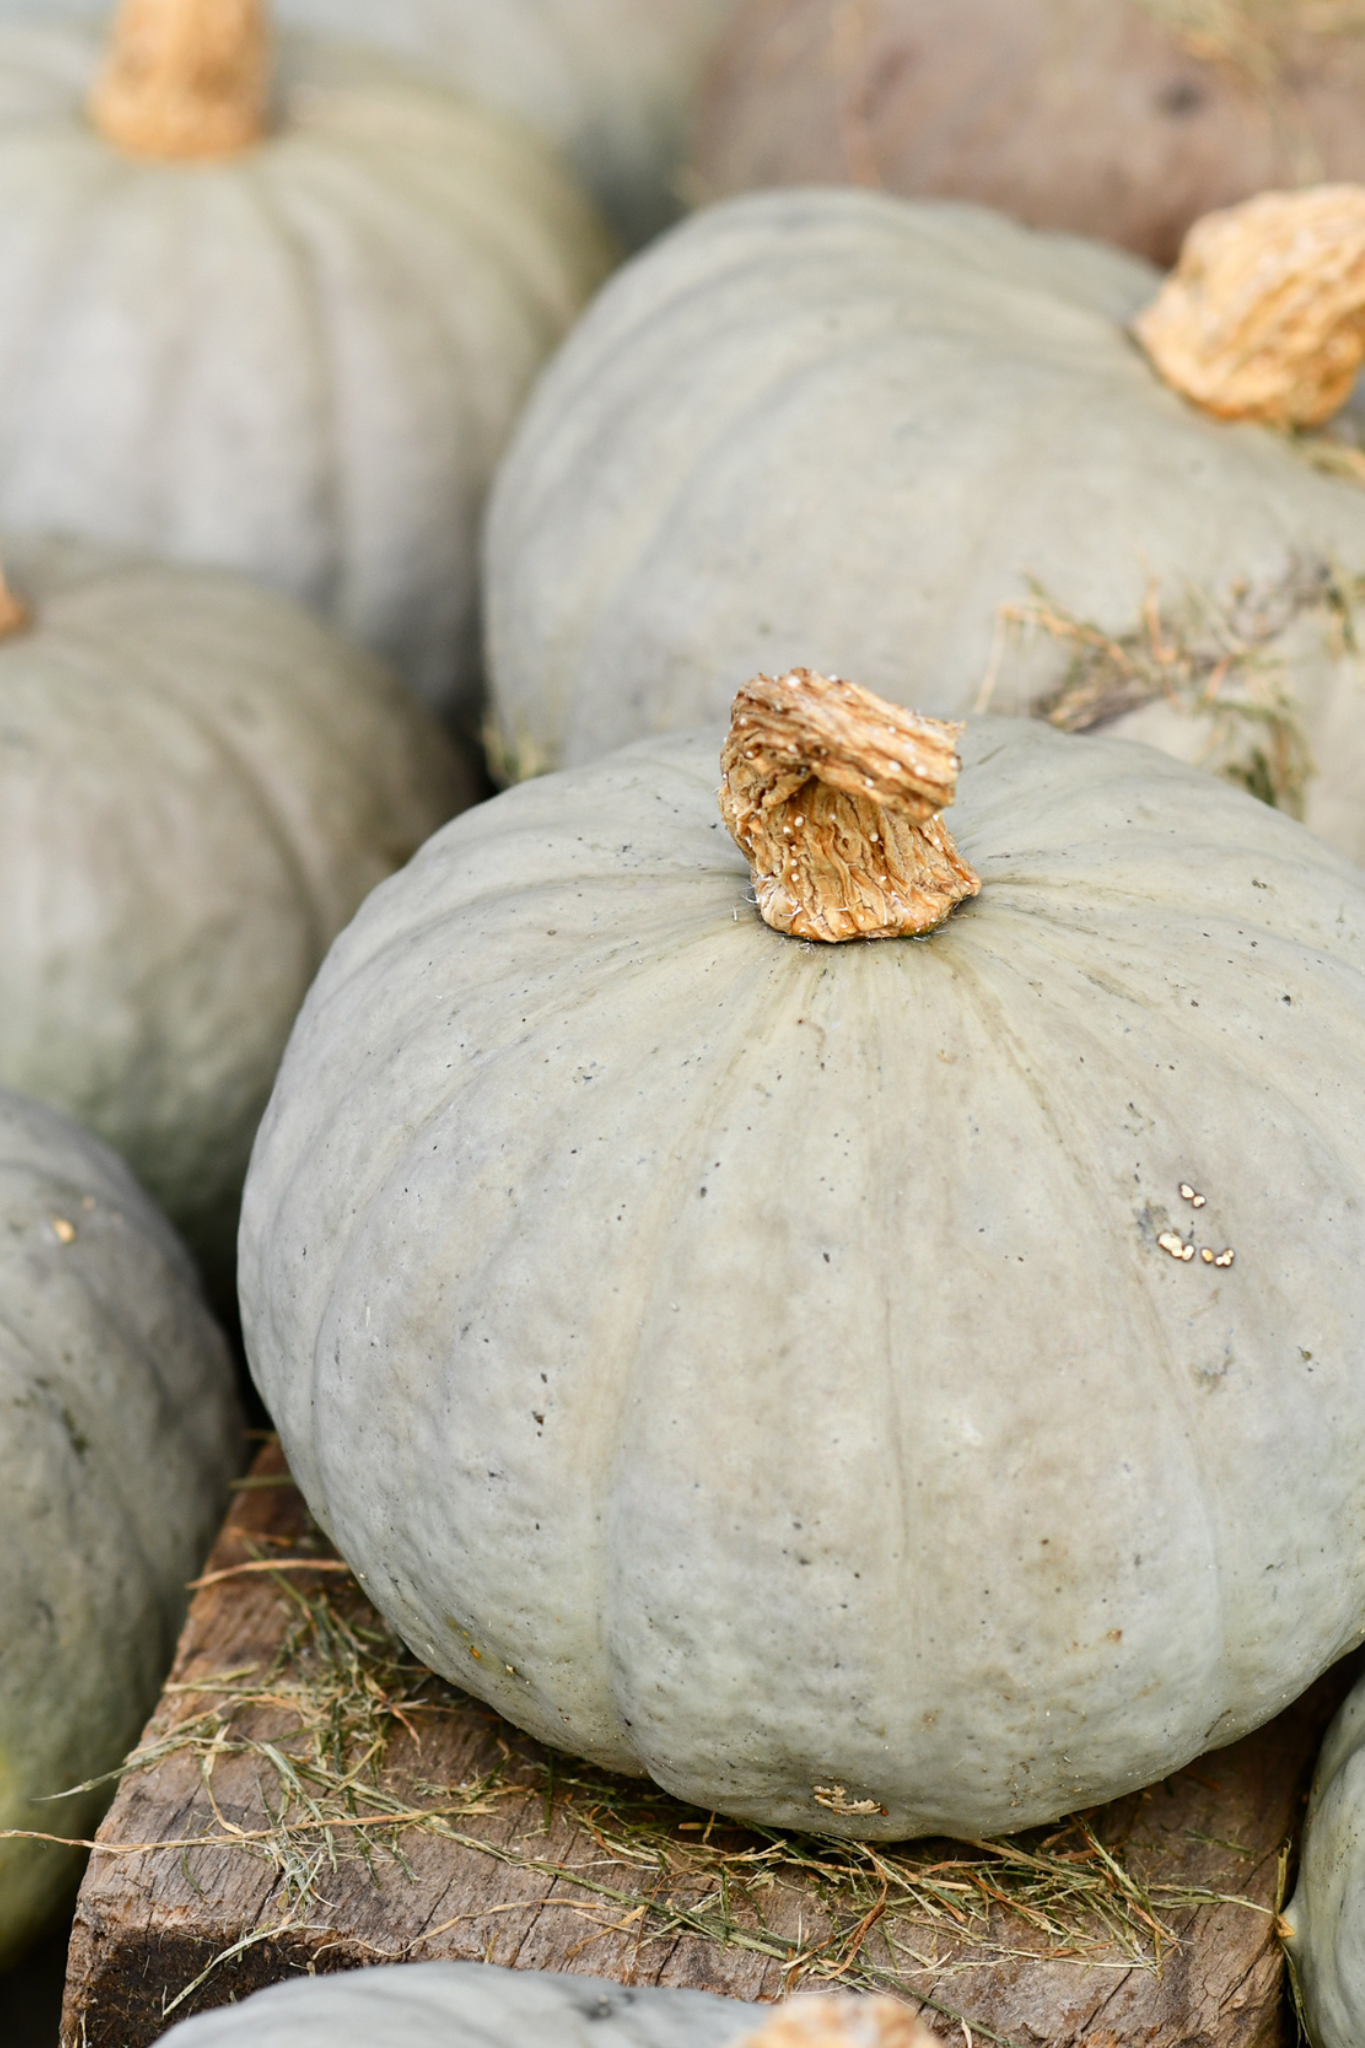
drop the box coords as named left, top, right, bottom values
left=0, top=0, right=723, bottom=2017
left=10, top=2, right=1365, bottom=2047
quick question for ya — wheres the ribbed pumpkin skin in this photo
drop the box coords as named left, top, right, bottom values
left=691, top=0, right=1365, bottom=267
left=161, top=1961, right=759, bottom=2048
left=0, top=536, right=474, bottom=1286
left=0, top=24, right=614, bottom=724
left=0, top=1087, right=239, bottom=1965
left=271, top=0, right=738, bottom=249
left=0, top=0, right=734, bottom=249
left=1283, top=1674, right=1365, bottom=2048
left=242, top=719, right=1365, bottom=1841
left=484, top=189, right=1365, bottom=857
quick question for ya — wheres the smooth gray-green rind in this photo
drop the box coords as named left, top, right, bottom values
left=0, top=535, right=474, bottom=1286
left=0, top=1087, right=240, bottom=1966
left=484, top=188, right=1365, bottom=853
left=258, top=0, right=736, bottom=249
left=1282, top=1673, right=1365, bottom=2048
left=160, top=1961, right=761, bottom=2048
left=0, top=23, right=614, bottom=722
left=242, top=718, right=1365, bottom=1839
left=0, top=0, right=733, bottom=248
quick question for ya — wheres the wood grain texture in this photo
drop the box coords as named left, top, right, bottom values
left=61, top=1445, right=1354, bottom=2048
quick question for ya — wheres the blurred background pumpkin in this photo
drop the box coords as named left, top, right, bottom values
left=691, top=0, right=1365, bottom=266
left=0, top=0, right=739, bottom=248
left=266, top=0, right=740, bottom=249
left=0, top=1087, right=240, bottom=1969
left=1283, top=1669, right=1365, bottom=2048
left=0, top=0, right=615, bottom=730
left=0, top=535, right=473, bottom=1301
left=484, top=184, right=1365, bottom=859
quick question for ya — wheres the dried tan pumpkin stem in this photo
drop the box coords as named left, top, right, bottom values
left=90, top=0, right=269, bottom=161
left=0, top=562, right=29, bottom=641
left=719, top=669, right=980, bottom=943
left=736, top=1994, right=944, bottom=2048
left=1134, top=185, right=1365, bottom=427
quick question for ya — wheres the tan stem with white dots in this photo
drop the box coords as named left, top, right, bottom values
left=718, top=669, right=981, bottom=943
left=1134, top=185, right=1365, bottom=428
left=89, top=0, right=269, bottom=160
left=735, top=1994, right=944, bottom=2048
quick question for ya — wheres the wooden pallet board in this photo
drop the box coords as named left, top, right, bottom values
left=61, top=1444, right=1352, bottom=2048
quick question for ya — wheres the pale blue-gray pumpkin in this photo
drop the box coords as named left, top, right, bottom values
left=0, top=0, right=615, bottom=723
left=485, top=185, right=1365, bottom=855
left=0, top=534, right=474, bottom=1289
left=0, top=1086, right=240, bottom=1966
left=241, top=704, right=1365, bottom=1839
left=0, top=0, right=734, bottom=248
left=1280, top=1670, right=1365, bottom=2048
left=156, top=1962, right=935, bottom=2048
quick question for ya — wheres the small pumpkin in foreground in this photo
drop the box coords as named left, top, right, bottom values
left=1280, top=1670, right=1365, bottom=2048
left=0, top=0, right=614, bottom=723
left=0, top=535, right=473, bottom=1293
left=157, top=1961, right=939, bottom=2048
left=0, top=1087, right=240, bottom=1966
left=242, top=674, right=1365, bottom=1839
left=485, top=184, right=1365, bottom=857
left=691, top=0, right=1365, bottom=267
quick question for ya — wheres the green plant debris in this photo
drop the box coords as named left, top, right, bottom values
left=481, top=712, right=555, bottom=788
left=989, top=563, right=1358, bottom=816
left=18, top=1538, right=1274, bottom=2015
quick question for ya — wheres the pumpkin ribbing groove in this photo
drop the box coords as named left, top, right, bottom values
left=257, top=135, right=507, bottom=678
left=489, top=211, right=1163, bottom=771
left=235, top=151, right=345, bottom=613
left=293, top=913, right=800, bottom=1767
left=45, top=603, right=332, bottom=967
left=157, top=165, right=327, bottom=580
left=947, top=890, right=1365, bottom=1699
left=924, top=933, right=1233, bottom=1699
left=5, top=169, right=209, bottom=538
left=0, top=159, right=161, bottom=518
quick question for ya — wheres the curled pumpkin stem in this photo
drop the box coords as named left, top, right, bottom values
left=90, top=0, right=269, bottom=161
left=719, top=669, right=981, bottom=943
left=735, top=1994, right=944, bottom=2048
left=1134, top=185, right=1365, bottom=428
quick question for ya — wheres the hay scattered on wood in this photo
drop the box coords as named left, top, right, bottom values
left=18, top=1536, right=1273, bottom=2015
left=988, top=563, right=1354, bottom=816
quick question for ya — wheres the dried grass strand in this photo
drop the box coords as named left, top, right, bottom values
left=7, top=1539, right=1279, bottom=2032
left=986, top=560, right=1360, bottom=816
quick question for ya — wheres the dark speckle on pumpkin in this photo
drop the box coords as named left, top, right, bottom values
left=1157, top=77, right=1206, bottom=117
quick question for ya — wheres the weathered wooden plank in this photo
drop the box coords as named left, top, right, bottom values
left=61, top=1445, right=1351, bottom=2047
